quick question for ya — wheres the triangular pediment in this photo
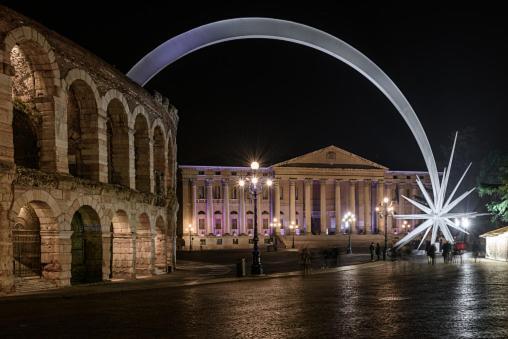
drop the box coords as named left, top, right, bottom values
left=272, top=145, right=387, bottom=170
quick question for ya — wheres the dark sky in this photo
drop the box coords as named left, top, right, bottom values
left=4, top=1, right=508, bottom=171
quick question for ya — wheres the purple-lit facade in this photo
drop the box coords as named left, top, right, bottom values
left=178, top=146, right=431, bottom=249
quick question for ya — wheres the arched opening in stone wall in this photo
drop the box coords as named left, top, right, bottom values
left=136, top=213, right=153, bottom=276
left=70, top=205, right=103, bottom=284
left=13, top=201, right=60, bottom=282
left=9, top=40, right=57, bottom=171
left=13, top=204, right=41, bottom=277
left=154, top=216, right=167, bottom=273
left=110, top=210, right=133, bottom=278
left=167, top=138, right=175, bottom=192
left=67, top=80, right=99, bottom=180
left=153, top=126, right=165, bottom=196
left=107, top=99, right=130, bottom=186
left=12, top=107, right=39, bottom=169
left=134, top=115, right=150, bottom=192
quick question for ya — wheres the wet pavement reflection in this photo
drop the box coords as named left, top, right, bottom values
left=1, top=257, right=508, bottom=338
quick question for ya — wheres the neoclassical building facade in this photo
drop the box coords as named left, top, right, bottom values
left=179, top=146, right=431, bottom=249
left=0, top=6, right=178, bottom=293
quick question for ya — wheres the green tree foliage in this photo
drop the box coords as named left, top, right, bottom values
left=478, top=151, right=508, bottom=222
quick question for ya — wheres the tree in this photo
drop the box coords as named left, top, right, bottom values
left=478, top=151, right=508, bottom=222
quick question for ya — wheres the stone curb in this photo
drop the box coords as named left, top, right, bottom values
left=0, top=260, right=387, bottom=301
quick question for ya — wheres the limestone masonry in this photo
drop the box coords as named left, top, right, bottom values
left=0, top=5, right=178, bottom=293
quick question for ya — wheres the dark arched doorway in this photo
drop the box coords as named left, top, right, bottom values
left=70, top=206, right=103, bottom=284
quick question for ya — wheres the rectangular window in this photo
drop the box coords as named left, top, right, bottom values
left=263, top=219, right=269, bottom=229
left=295, top=187, right=299, bottom=200
left=280, top=187, right=283, bottom=200
left=217, top=239, right=222, bottom=245
left=213, top=186, right=222, bottom=199
left=231, top=171, right=237, bottom=176
left=198, top=219, right=205, bottom=229
left=197, top=186, right=205, bottom=199
left=247, top=219, right=254, bottom=229
left=215, top=171, right=221, bottom=175
left=231, top=187, right=238, bottom=199
left=215, top=218, right=222, bottom=229
left=200, top=239, right=206, bottom=245
left=262, top=188, right=268, bottom=200
left=231, top=218, right=238, bottom=229
left=233, top=238, right=239, bottom=244
left=198, top=171, right=205, bottom=175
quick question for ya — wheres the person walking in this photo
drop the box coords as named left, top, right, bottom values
left=425, top=241, right=431, bottom=264
left=375, top=242, right=381, bottom=261
left=369, top=242, right=375, bottom=261
left=442, top=241, right=450, bottom=264
left=429, top=243, right=436, bottom=265
left=301, top=247, right=312, bottom=275
left=472, top=241, right=480, bottom=263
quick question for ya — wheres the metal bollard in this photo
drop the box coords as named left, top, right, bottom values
left=236, top=258, right=246, bottom=277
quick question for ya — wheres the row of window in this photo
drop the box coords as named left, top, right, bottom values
left=197, top=217, right=298, bottom=229
left=197, top=186, right=295, bottom=200
left=198, top=238, right=273, bottom=246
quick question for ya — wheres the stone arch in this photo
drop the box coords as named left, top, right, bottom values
left=106, top=96, right=130, bottom=187
left=136, top=212, right=153, bottom=276
left=134, top=113, right=150, bottom=192
left=127, top=18, right=440, bottom=195
left=11, top=199, right=68, bottom=285
left=6, top=26, right=62, bottom=172
left=64, top=70, right=101, bottom=180
left=152, top=122, right=166, bottom=196
left=154, top=215, right=167, bottom=273
left=131, top=105, right=150, bottom=131
left=110, top=210, right=134, bottom=278
left=67, top=197, right=106, bottom=232
left=11, top=190, right=63, bottom=228
left=70, top=205, right=103, bottom=284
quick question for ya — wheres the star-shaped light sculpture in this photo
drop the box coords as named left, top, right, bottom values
left=393, top=132, right=486, bottom=249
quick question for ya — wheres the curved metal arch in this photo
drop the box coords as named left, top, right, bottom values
left=127, top=18, right=439, bottom=194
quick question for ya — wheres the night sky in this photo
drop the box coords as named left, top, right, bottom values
left=3, top=1, right=507, bottom=171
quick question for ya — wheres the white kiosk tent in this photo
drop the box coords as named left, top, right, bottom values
left=481, top=226, right=508, bottom=261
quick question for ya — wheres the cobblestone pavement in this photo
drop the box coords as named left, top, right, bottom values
left=1, top=255, right=507, bottom=338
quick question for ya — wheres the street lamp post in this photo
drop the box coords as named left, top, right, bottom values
left=239, top=161, right=272, bottom=275
left=188, top=224, right=193, bottom=252
left=375, top=197, right=395, bottom=261
left=290, top=221, right=296, bottom=248
left=342, top=212, right=355, bottom=254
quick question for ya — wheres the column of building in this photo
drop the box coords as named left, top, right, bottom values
left=364, top=179, right=371, bottom=234
left=239, top=183, right=245, bottom=235
left=377, top=180, right=385, bottom=233
left=289, top=179, right=296, bottom=226
left=191, top=180, right=197, bottom=234
left=385, top=181, right=392, bottom=233
left=349, top=180, right=356, bottom=232
left=223, top=179, right=230, bottom=234
left=274, top=180, right=281, bottom=234
left=411, top=185, right=418, bottom=228
left=206, top=179, right=214, bottom=235
left=304, top=179, right=312, bottom=234
left=398, top=182, right=405, bottom=230
left=358, top=180, right=365, bottom=231
left=335, top=180, right=341, bottom=233
left=320, top=179, right=327, bottom=234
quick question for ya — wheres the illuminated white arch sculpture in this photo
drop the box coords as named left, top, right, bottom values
left=128, top=18, right=482, bottom=247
